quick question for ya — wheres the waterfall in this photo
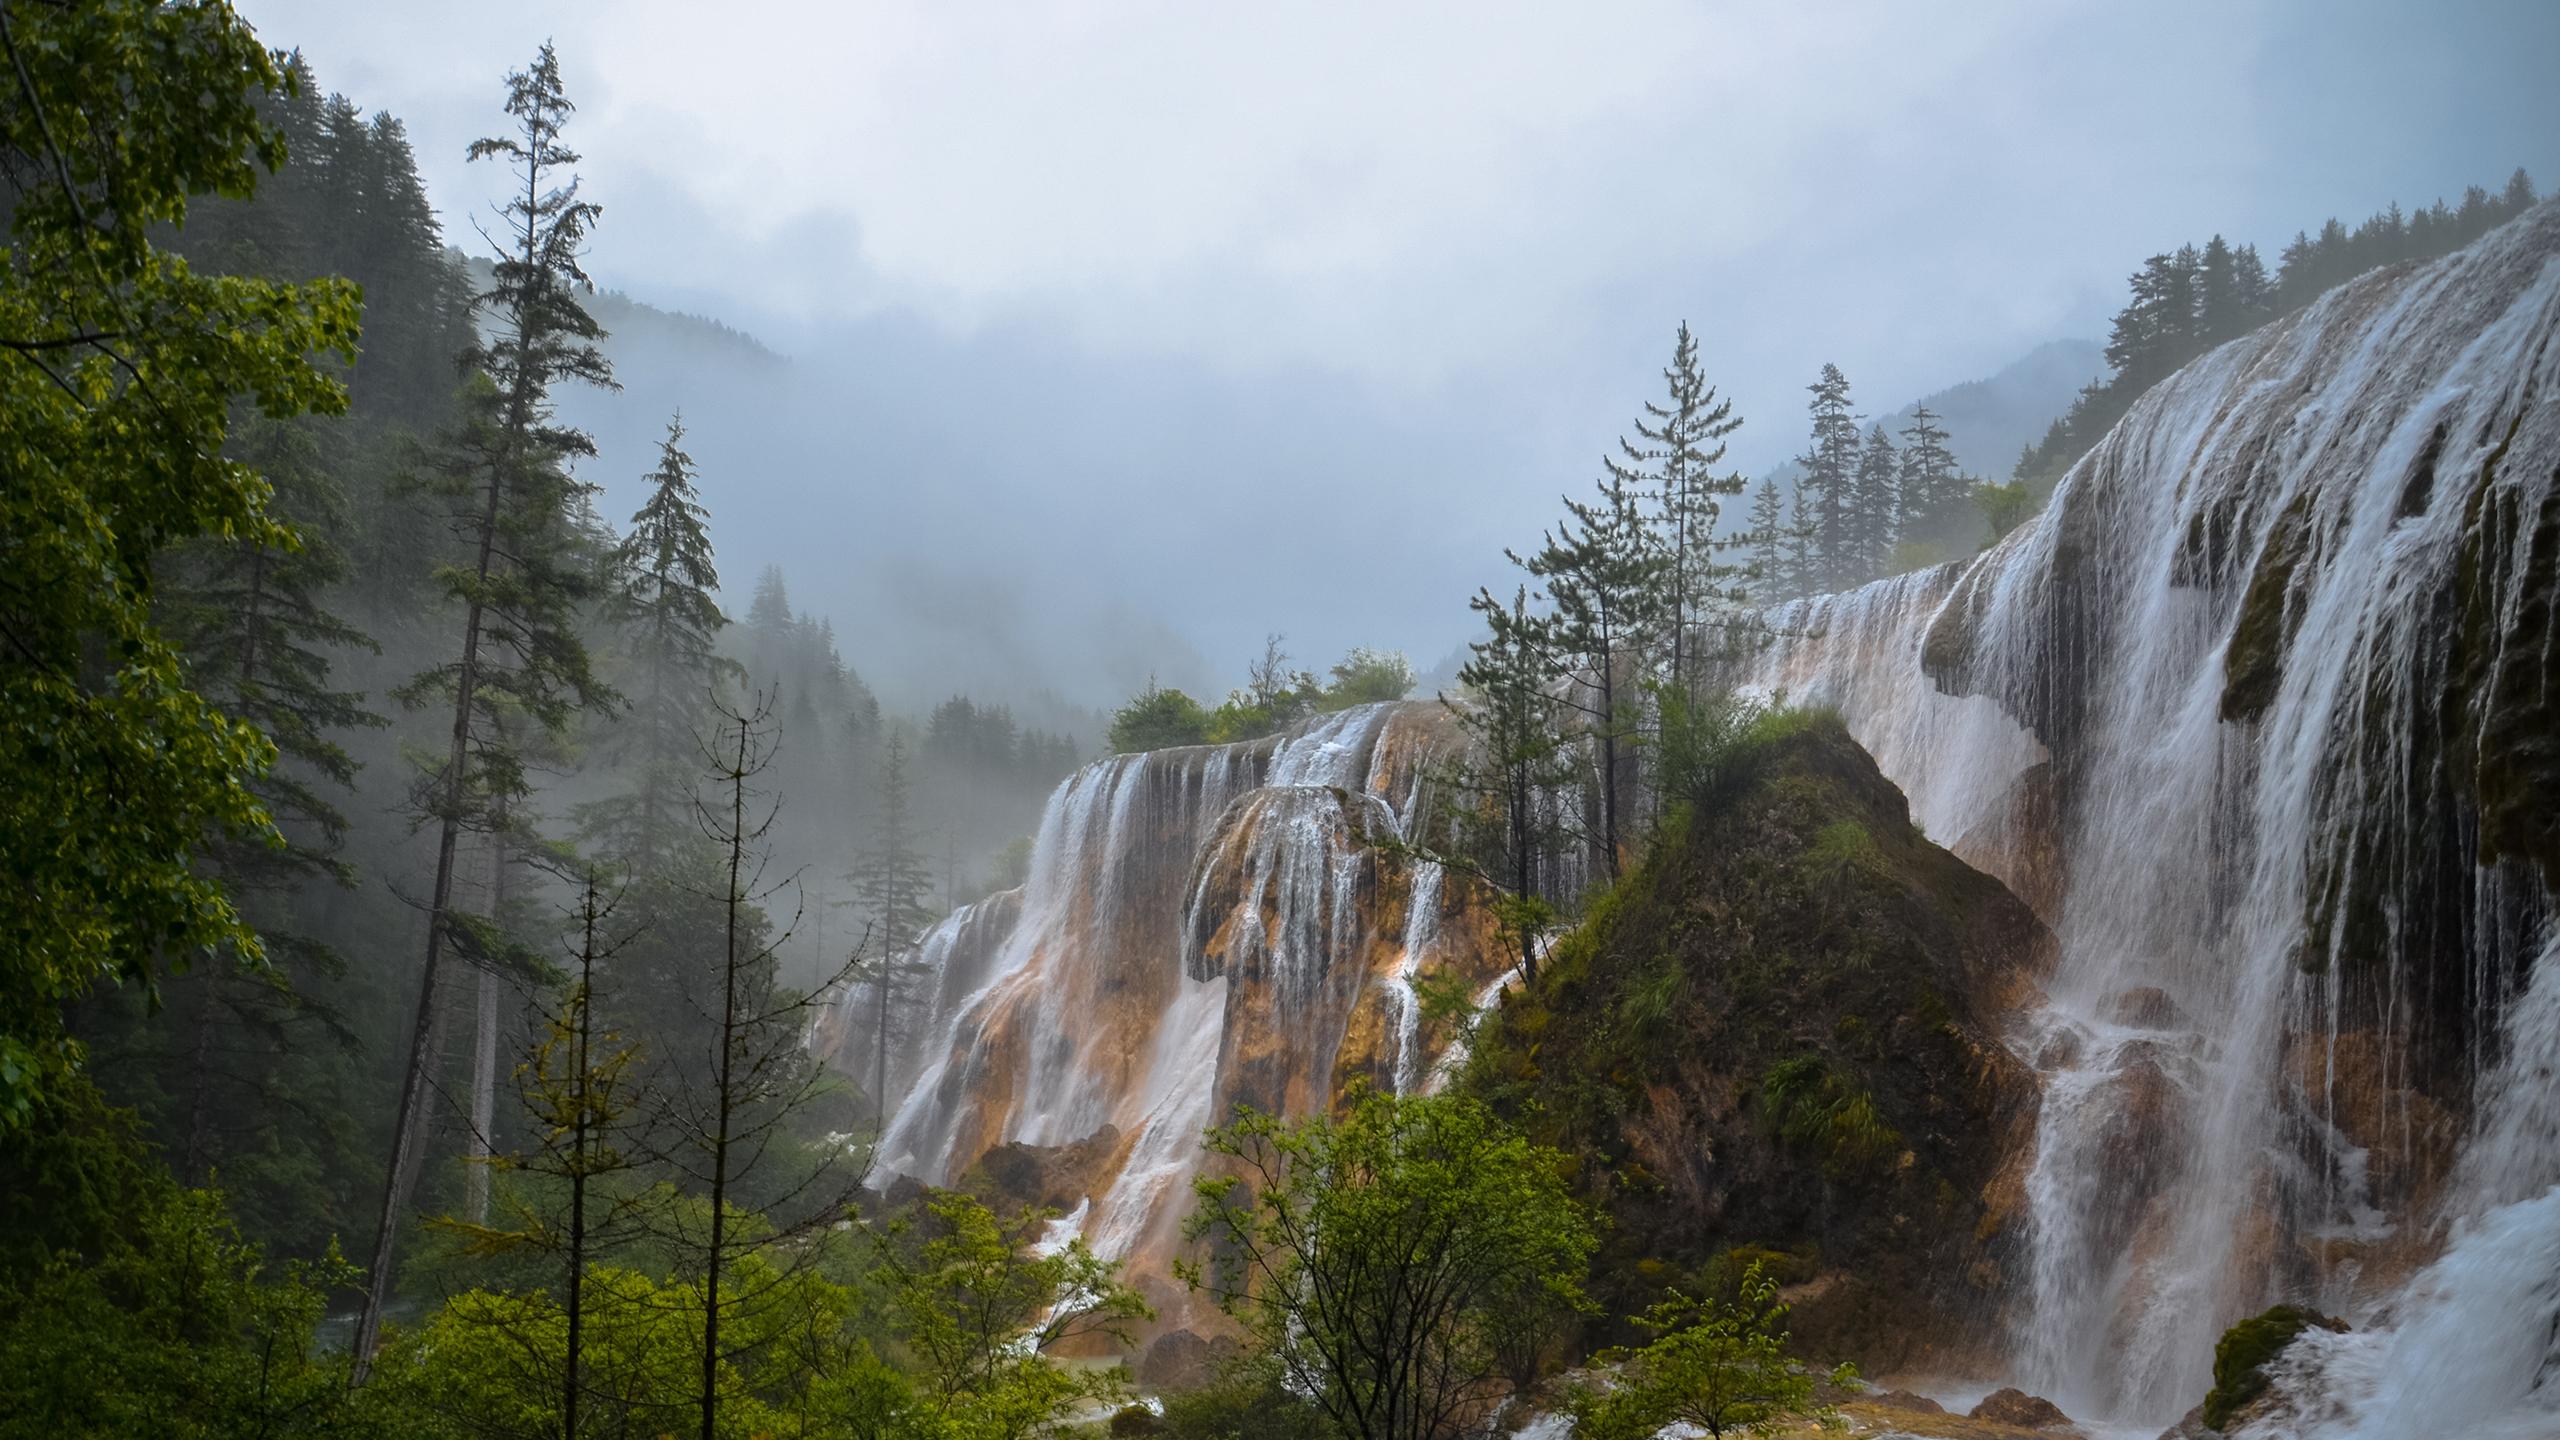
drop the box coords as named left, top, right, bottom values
left=2242, top=926, right=2560, bottom=1439
left=1736, top=202, right=2560, bottom=1426
left=1389, top=860, right=1445, bottom=1095
left=847, top=699, right=1491, bottom=1285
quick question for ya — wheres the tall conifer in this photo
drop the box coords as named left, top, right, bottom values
left=851, top=735, right=937, bottom=1131
left=1606, top=323, right=1745, bottom=692
left=587, top=415, right=737, bottom=872
left=1852, top=423, right=1898, bottom=578
left=1504, top=471, right=1664, bottom=876
left=1745, top=477, right=1791, bottom=604
left=1802, top=365, right=1860, bottom=593
left=358, top=43, right=620, bottom=1373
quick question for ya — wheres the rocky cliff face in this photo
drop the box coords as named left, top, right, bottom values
left=1458, top=712, right=2048, bottom=1373
left=1733, top=201, right=2560, bottom=1427
left=821, top=701, right=1513, bottom=1315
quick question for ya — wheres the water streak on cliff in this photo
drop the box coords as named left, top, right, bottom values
left=1737, top=203, right=2560, bottom=1426
left=840, top=701, right=1503, bottom=1293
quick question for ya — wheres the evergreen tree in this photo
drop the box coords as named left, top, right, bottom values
left=1607, top=323, right=1745, bottom=691
left=2232, top=243, right=2273, bottom=329
left=745, top=564, right=795, bottom=690
left=440, top=872, right=654, bottom=1440
left=148, top=414, right=383, bottom=1182
left=1504, top=471, right=1664, bottom=876
left=1801, top=365, right=1861, bottom=593
left=2198, top=234, right=2239, bottom=344
left=851, top=735, right=937, bottom=1131
left=660, top=693, right=864, bottom=1440
left=1850, top=423, right=1898, bottom=578
left=587, top=415, right=738, bottom=872
left=359, top=43, right=621, bottom=1373
left=1744, top=477, right=1791, bottom=605
left=1783, top=482, right=1819, bottom=605
left=1894, top=405, right=1973, bottom=555
left=1451, top=587, right=1574, bottom=984
left=2503, top=166, right=2538, bottom=213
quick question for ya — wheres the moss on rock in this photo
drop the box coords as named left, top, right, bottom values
left=2220, top=485, right=2318, bottom=723
left=1455, top=712, right=2046, bottom=1371
left=2200, top=1304, right=2348, bottom=1430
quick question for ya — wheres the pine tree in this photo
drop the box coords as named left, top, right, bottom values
left=1505, top=471, right=1664, bottom=876
left=745, top=564, right=795, bottom=690
left=586, top=415, right=738, bottom=872
left=358, top=43, right=621, bottom=1374
left=1607, top=323, right=1745, bottom=692
left=1802, top=366, right=1861, bottom=593
left=1744, top=478, right=1790, bottom=605
left=151, top=414, right=384, bottom=1179
left=851, top=734, right=937, bottom=1131
left=2232, top=243, right=2272, bottom=330
left=440, top=872, right=653, bottom=1440
left=660, top=693, right=864, bottom=1440
left=1783, top=481, right=1819, bottom=604
left=1851, top=424, right=1898, bottom=579
left=1451, top=587, right=1575, bottom=983
left=1895, top=405, right=1973, bottom=556
left=2198, top=234, right=2239, bottom=343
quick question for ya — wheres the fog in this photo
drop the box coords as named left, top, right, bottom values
left=243, top=0, right=2560, bottom=708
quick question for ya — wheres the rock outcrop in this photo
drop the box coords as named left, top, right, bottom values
left=1459, top=711, right=2048, bottom=1371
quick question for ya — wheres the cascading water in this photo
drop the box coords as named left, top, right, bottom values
left=835, top=700, right=1507, bottom=1298
left=1388, top=860, right=1445, bottom=1095
left=2243, top=926, right=2560, bottom=1439
left=1737, top=203, right=2560, bottom=1427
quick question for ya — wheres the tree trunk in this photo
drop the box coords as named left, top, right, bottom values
left=352, top=429, right=511, bottom=1379
left=700, top=715, right=750, bottom=1440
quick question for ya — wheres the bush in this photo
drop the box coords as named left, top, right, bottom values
left=1761, top=1056, right=1902, bottom=1178
left=1109, top=682, right=1211, bottom=752
left=0, top=1186, right=367, bottom=1439
left=1654, top=688, right=1836, bottom=817
left=1157, top=1355, right=1328, bottom=1440
left=1320, top=647, right=1415, bottom=709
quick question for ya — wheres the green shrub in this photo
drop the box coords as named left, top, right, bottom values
left=1802, top=820, right=1881, bottom=899
left=1319, top=647, right=1415, bottom=710
left=1157, top=1354, right=1328, bottom=1440
left=1109, top=682, right=1211, bottom=752
left=1760, top=1057, right=1902, bottom=1177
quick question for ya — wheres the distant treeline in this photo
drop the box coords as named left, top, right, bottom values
left=2013, top=169, right=2541, bottom=489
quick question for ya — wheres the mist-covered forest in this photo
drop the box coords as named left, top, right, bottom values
left=7, top=4, right=2560, bottom=1439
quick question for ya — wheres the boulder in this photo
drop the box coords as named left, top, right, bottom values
left=1968, top=1386, right=2075, bottom=1429
left=1136, top=1328, right=1244, bottom=1392
left=1871, top=1388, right=1947, bottom=1415
left=2153, top=1403, right=2223, bottom=1439
left=2109, top=986, right=2185, bottom=1030
left=960, top=1124, right=1122, bottom=1216
left=2200, top=1305, right=2349, bottom=1431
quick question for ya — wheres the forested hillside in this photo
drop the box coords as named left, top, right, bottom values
left=0, top=11, right=1139, bottom=1434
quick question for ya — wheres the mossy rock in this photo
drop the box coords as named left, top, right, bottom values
left=1455, top=712, right=2045, bottom=1370
left=2200, top=1304, right=2348, bottom=1430
left=2220, top=485, right=2319, bottom=723
left=2449, top=419, right=2560, bottom=890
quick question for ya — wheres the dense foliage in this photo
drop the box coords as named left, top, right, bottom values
left=1567, top=1263, right=1852, bottom=1440
left=1184, top=1088, right=1599, bottom=1440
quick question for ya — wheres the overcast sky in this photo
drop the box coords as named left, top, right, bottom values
left=239, top=0, right=2560, bottom=709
